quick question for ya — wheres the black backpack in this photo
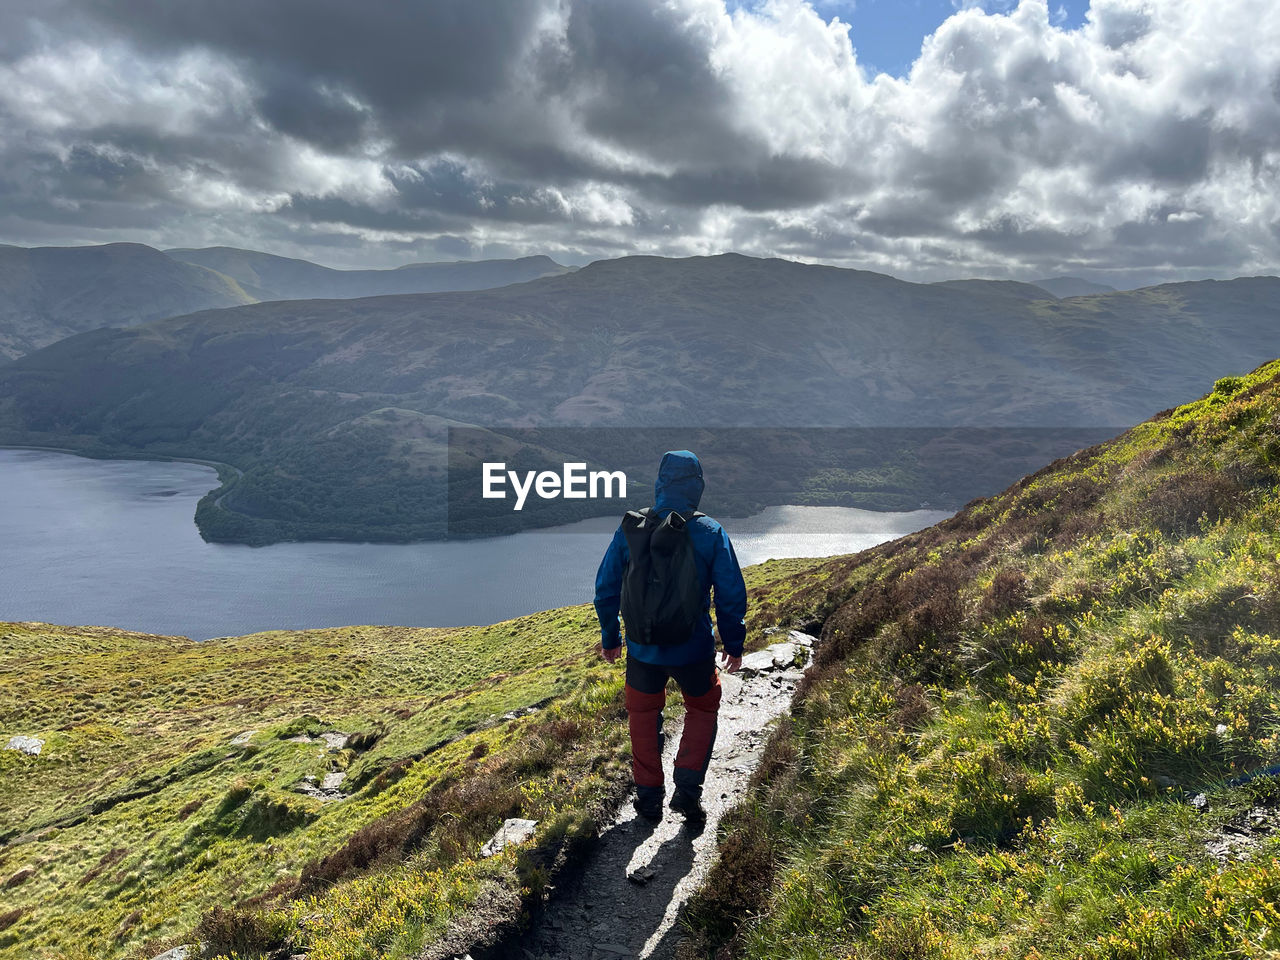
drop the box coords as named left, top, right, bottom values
left=619, top=507, right=705, bottom=646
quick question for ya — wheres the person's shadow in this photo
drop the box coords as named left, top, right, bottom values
left=518, top=812, right=702, bottom=959
left=614, top=823, right=700, bottom=958
left=596, top=819, right=701, bottom=960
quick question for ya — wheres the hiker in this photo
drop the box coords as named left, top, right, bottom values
left=594, top=450, right=747, bottom=824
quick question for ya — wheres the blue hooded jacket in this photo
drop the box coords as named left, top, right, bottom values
left=594, top=450, right=747, bottom=665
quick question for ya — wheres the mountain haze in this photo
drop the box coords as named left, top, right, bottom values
left=931, top=278, right=1059, bottom=304
left=0, top=242, right=254, bottom=360
left=1033, top=276, right=1119, bottom=298
left=166, top=246, right=571, bottom=301
left=1, top=254, right=1277, bottom=543
left=0, top=243, right=570, bottom=360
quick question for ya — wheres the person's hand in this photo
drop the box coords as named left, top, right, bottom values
left=601, top=643, right=621, bottom=663
left=720, top=651, right=742, bottom=674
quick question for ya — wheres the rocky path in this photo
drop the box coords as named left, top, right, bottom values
left=512, top=632, right=815, bottom=960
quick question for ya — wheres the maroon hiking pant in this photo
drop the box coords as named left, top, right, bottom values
left=624, top=656, right=721, bottom=802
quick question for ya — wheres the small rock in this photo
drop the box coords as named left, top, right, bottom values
left=626, top=866, right=656, bottom=886
left=230, top=730, right=256, bottom=746
left=1192, top=793, right=1209, bottom=810
left=287, top=734, right=314, bottom=744
left=739, top=641, right=803, bottom=676
left=294, top=772, right=347, bottom=802
left=5, top=735, right=43, bottom=756
left=318, top=732, right=350, bottom=750
left=481, top=818, right=538, bottom=857
left=150, top=946, right=193, bottom=960
left=1216, top=724, right=1230, bottom=737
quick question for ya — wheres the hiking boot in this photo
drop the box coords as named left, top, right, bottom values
left=668, top=788, right=706, bottom=826
left=633, top=793, right=663, bottom=822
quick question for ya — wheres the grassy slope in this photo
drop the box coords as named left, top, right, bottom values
left=0, top=608, right=630, bottom=960
left=0, top=558, right=814, bottom=960
left=687, top=362, right=1280, bottom=958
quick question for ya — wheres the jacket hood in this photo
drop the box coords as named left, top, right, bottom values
left=654, top=450, right=704, bottom=513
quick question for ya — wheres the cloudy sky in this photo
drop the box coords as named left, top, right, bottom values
left=0, top=0, right=1277, bottom=285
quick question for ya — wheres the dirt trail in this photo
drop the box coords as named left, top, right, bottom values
left=511, top=632, right=815, bottom=960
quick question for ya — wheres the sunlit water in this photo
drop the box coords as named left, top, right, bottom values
left=0, top=449, right=951, bottom=640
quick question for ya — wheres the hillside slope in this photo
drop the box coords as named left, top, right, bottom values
left=0, top=243, right=254, bottom=359
left=0, top=254, right=1277, bottom=544
left=0, top=609, right=631, bottom=960
left=686, top=361, right=1280, bottom=958
left=0, top=558, right=812, bottom=960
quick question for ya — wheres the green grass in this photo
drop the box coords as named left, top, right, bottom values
left=686, top=360, right=1280, bottom=959
left=0, top=607, right=634, bottom=960
left=0, top=554, right=809, bottom=959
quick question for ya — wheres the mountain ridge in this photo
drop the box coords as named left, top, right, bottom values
left=1, top=252, right=1278, bottom=543
left=166, top=245, right=571, bottom=301
left=0, top=242, right=570, bottom=360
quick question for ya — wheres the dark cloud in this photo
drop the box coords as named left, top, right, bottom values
left=84, top=0, right=542, bottom=112
left=0, top=0, right=1276, bottom=283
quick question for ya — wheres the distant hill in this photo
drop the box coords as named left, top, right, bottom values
left=1033, top=275, right=1118, bottom=298
left=166, top=246, right=572, bottom=301
left=0, top=242, right=254, bottom=359
left=0, top=243, right=571, bottom=360
left=931, top=278, right=1057, bottom=301
left=1, top=253, right=1277, bottom=543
